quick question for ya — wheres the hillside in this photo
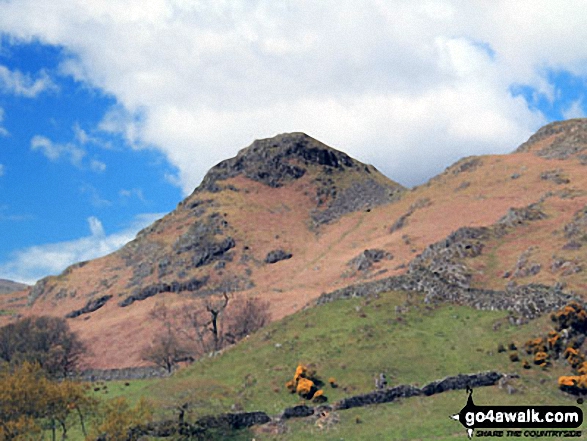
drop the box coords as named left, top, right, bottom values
left=3, top=120, right=587, bottom=369
left=0, top=278, right=28, bottom=295
left=99, top=290, right=581, bottom=440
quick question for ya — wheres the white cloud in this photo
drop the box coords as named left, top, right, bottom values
left=1, top=1, right=587, bottom=189
left=87, top=216, right=105, bottom=237
left=74, top=122, right=113, bottom=149
left=31, top=135, right=86, bottom=167
left=31, top=134, right=108, bottom=173
left=0, top=108, right=8, bottom=137
left=0, top=65, right=55, bottom=97
left=90, top=159, right=106, bottom=172
left=563, top=100, right=585, bottom=120
left=79, top=183, right=111, bottom=208
left=119, top=188, right=146, bottom=203
left=0, top=213, right=164, bottom=284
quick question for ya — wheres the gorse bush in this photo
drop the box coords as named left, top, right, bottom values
left=551, top=301, right=587, bottom=334
left=285, top=364, right=326, bottom=402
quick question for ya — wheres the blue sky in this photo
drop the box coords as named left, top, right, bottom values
left=0, top=1, right=586, bottom=284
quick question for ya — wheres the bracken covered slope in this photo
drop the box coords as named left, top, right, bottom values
left=4, top=121, right=587, bottom=369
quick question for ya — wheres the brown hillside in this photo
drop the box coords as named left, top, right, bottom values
left=0, top=279, right=28, bottom=295
left=3, top=122, right=587, bottom=369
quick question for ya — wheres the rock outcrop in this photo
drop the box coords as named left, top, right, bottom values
left=318, top=201, right=575, bottom=319
left=265, top=249, right=293, bottom=264
left=197, top=133, right=405, bottom=224
left=65, top=295, right=112, bottom=319
left=516, top=119, right=587, bottom=159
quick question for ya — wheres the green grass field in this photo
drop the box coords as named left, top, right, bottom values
left=92, top=290, right=586, bottom=439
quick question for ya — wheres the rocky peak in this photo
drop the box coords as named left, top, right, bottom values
left=198, top=133, right=363, bottom=191
left=516, top=119, right=587, bottom=160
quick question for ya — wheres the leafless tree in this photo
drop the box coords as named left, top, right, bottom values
left=224, top=296, right=271, bottom=344
left=143, top=294, right=271, bottom=369
left=140, top=326, right=191, bottom=373
left=204, top=292, right=229, bottom=351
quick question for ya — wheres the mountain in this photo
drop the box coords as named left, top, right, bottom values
left=0, top=279, right=29, bottom=295
left=3, top=121, right=587, bottom=369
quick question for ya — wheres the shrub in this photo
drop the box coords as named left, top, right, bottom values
left=559, top=375, right=587, bottom=394
left=509, top=352, right=519, bottom=362
left=294, top=364, right=308, bottom=382
left=524, top=337, right=546, bottom=355
left=534, top=351, right=549, bottom=365
left=286, top=364, right=326, bottom=401
left=296, top=378, right=315, bottom=398
left=0, top=316, right=85, bottom=377
left=285, top=380, right=296, bottom=393
left=552, top=302, right=587, bottom=333
left=312, top=389, right=327, bottom=403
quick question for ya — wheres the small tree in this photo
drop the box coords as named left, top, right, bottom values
left=0, top=316, right=85, bottom=378
left=90, top=397, right=153, bottom=441
left=143, top=294, right=272, bottom=370
left=204, top=293, right=230, bottom=352
left=225, top=297, right=271, bottom=344
left=141, top=329, right=191, bottom=373
left=0, top=362, right=98, bottom=440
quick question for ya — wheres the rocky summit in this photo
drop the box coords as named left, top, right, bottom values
left=516, top=118, right=587, bottom=160
left=198, top=133, right=405, bottom=224
left=3, top=121, right=587, bottom=369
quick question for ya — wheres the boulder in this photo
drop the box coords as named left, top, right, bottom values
left=265, top=250, right=293, bottom=264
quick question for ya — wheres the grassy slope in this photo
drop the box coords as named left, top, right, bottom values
left=99, top=290, right=585, bottom=439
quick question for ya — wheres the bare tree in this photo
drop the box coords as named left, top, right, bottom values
left=140, top=327, right=191, bottom=373
left=0, top=316, right=85, bottom=378
left=225, top=297, right=271, bottom=344
left=204, top=293, right=229, bottom=352
left=143, top=294, right=271, bottom=369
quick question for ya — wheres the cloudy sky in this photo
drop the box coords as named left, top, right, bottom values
left=1, top=1, right=586, bottom=284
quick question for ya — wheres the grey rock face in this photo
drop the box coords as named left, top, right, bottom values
left=515, top=119, right=587, bottom=159
left=196, top=133, right=405, bottom=225
left=318, top=201, right=575, bottom=319
left=540, top=169, right=570, bottom=185
left=119, top=277, right=208, bottom=307
left=265, top=250, right=293, bottom=264
left=563, top=205, right=587, bottom=250
left=312, top=178, right=402, bottom=225
left=66, top=295, right=113, bottom=319
left=451, top=157, right=482, bottom=175
left=199, top=133, right=357, bottom=191
left=348, top=249, right=393, bottom=272
left=497, top=205, right=547, bottom=228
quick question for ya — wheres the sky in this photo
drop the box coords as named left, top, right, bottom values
left=1, top=1, right=587, bottom=285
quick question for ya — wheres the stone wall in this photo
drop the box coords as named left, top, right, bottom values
left=75, top=366, right=169, bottom=382
left=114, top=371, right=505, bottom=440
